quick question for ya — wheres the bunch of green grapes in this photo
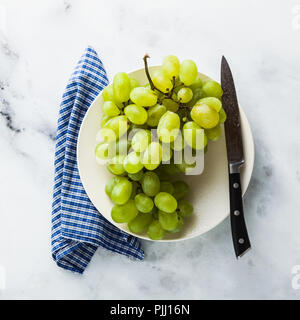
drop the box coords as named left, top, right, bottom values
left=94, top=54, right=226, bottom=240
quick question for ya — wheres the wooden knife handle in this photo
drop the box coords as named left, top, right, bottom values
left=229, top=172, right=251, bottom=257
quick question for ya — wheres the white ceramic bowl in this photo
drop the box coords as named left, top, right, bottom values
left=77, top=67, right=254, bottom=242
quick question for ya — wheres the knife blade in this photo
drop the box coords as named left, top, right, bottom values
left=221, top=56, right=251, bottom=258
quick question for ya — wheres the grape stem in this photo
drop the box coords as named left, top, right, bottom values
left=143, top=54, right=191, bottom=115
left=167, top=76, right=176, bottom=98
left=143, top=54, right=165, bottom=94
left=179, top=103, right=192, bottom=110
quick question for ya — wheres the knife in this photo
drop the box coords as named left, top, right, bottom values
left=221, top=56, right=251, bottom=258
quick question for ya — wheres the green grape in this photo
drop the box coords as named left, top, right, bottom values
left=154, top=165, right=170, bottom=181
left=172, top=93, right=179, bottom=103
left=176, top=108, right=187, bottom=121
left=128, top=170, right=144, bottom=181
left=162, top=99, right=179, bottom=112
left=131, top=129, right=151, bottom=152
left=130, top=181, right=138, bottom=199
left=169, top=215, right=184, bottom=233
left=95, top=142, right=113, bottom=160
left=161, top=163, right=181, bottom=175
left=206, top=124, right=221, bottom=141
left=152, top=69, right=173, bottom=93
left=107, top=155, right=126, bottom=175
left=155, top=90, right=165, bottom=100
left=115, top=138, right=130, bottom=155
left=171, top=133, right=185, bottom=151
left=189, top=74, right=203, bottom=91
left=130, top=78, right=139, bottom=90
left=161, top=143, right=173, bottom=163
left=153, top=166, right=170, bottom=181
left=174, top=77, right=183, bottom=87
left=105, top=177, right=116, bottom=197
left=128, top=212, right=153, bottom=234
left=187, top=87, right=206, bottom=108
left=160, top=181, right=174, bottom=194
left=179, top=60, right=198, bottom=86
left=113, top=72, right=131, bottom=103
left=101, top=115, right=128, bottom=141
left=219, top=108, right=227, bottom=123
left=105, top=176, right=127, bottom=197
left=162, top=55, right=180, bottom=79
left=158, top=211, right=179, bottom=231
left=147, top=104, right=167, bottom=127
left=135, top=193, right=154, bottom=213
left=147, top=220, right=165, bottom=240
left=102, top=85, right=115, bottom=102
left=176, top=156, right=196, bottom=174
left=100, top=115, right=111, bottom=128
left=154, top=192, right=177, bottom=213
left=124, top=104, right=148, bottom=125
left=141, top=171, right=160, bottom=197
left=178, top=200, right=193, bottom=218
left=157, top=111, right=180, bottom=143
left=150, top=205, right=158, bottom=219
left=183, top=121, right=207, bottom=150
left=111, top=179, right=132, bottom=205
left=177, top=87, right=193, bottom=103
left=123, top=151, right=143, bottom=174
left=172, top=180, right=189, bottom=200
left=142, top=142, right=162, bottom=171
left=126, top=128, right=136, bottom=144
left=111, top=199, right=138, bottom=223
left=197, top=97, right=222, bottom=112
left=102, top=101, right=120, bottom=117
left=202, top=80, right=223, bottom=99
left=129, top=124, right=148, bottom=133
left=191, top=103, right=219, bottom=129
left=130, top=87, right=158, bottom=107
left=173, top=84, right=184, bottom=95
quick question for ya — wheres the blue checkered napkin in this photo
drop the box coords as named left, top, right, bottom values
left=51, top=46, right=144, bottom=274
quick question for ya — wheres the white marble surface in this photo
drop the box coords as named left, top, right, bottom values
left=0, top=0, right=300, bottom=300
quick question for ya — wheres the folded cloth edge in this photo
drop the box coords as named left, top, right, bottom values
left=51, top=46, right=144, bottom=274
